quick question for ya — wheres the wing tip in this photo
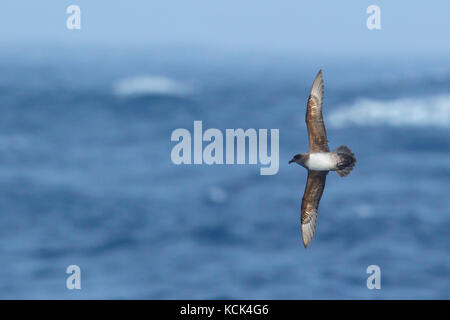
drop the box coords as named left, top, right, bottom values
left=302, top=231, right=312, bottom=248
left=301, top=218, right=317, bottom=249
left=315, top=69, right=323, bottom=81
left=303, top=240, right=310, bottom=248
left=310, top=70, right=324, bottom=100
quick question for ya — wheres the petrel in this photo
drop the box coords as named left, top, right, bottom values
left=289, top=70, right=356, bottom=248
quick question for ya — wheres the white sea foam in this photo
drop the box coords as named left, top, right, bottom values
left=114, top=75, right=193, bottom=96
left=328, top=95, right=450, bottom=128
left=207, top=186, right=227, bottom=204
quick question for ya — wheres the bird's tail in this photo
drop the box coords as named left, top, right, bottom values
left=334, top=146, right=356, bottom=177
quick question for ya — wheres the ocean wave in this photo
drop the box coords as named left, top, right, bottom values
left=328, top=95, right=450, bottom=128
left=114, top=75, right=193, bottom=97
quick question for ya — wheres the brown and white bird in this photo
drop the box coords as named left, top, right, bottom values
left=289, top=70, right=356, bottom=248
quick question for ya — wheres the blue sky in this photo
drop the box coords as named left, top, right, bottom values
left=0, top=1, right=449, bottom=56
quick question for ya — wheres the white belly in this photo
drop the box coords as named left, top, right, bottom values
left=306, top=153, right=336, bottom=171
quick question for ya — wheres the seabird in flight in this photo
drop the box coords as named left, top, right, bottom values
left=289, top=70, right=356, bottom=248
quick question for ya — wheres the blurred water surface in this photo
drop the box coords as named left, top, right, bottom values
left=0, top=48, right=449, bottom=299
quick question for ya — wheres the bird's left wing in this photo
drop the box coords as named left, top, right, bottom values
left=306, top=70, right=330, bottom=152
left=301, top=170, right=328, bottom=248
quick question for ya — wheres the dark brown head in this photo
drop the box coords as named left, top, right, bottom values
left=289, top=153, right=307, bottom=167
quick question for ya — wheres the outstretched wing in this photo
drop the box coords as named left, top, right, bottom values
left=306, top=70, right=329, bottom=152
left=301, top=170, right=327, bottom=248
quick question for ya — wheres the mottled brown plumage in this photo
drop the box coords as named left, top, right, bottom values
left=289, top=70, right=356, bottom=248
left=300, top=170, right=327, bottom=247
left=306, top=70, right=329, bottom=153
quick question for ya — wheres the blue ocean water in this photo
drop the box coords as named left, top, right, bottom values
left=0, top=48, right=449, bottom=299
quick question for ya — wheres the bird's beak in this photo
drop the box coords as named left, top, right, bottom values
left=289, top=159, right=294, bottom=164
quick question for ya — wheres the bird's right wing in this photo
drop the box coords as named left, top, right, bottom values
left=306, top=70, right=330, bottom=152
left=301, top=170, right=327, bottom=248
